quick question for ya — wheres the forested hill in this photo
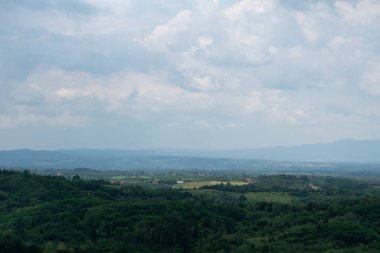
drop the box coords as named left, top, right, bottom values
left=1, top=170, right=380, bottom=253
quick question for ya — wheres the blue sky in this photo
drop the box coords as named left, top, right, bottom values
left=0, top=0, right=380, bottom=149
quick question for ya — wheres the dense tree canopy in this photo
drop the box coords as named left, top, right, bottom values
left=0, top=170, right=379, bottom=253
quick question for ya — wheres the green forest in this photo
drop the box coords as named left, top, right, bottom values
left=1, top=170, right=380, bottom=253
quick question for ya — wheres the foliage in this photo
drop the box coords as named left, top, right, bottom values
left=0, top=170, right=380, bottom=252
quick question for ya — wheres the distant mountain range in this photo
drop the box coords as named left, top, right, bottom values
left=0, top=139, right=379, bottom=170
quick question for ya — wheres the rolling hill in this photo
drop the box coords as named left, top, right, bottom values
left=0, top=139, right=379, bottom=170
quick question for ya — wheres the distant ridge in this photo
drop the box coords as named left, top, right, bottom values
left=0, top=139, right=379, bottom=169
left=205, top=139, right=380, bottom=162
left=60, top=139, right=380, bottom=162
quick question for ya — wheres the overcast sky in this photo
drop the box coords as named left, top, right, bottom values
left=0, top=0, right=380, bottom=150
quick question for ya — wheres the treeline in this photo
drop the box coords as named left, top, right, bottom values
left=0, top=170, right=380, bottom=252
left=202, top=174, right=371, bottom=195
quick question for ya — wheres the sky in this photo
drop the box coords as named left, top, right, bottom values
left=0, top=0, right=380, bottom=150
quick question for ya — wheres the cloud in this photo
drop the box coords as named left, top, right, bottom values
left=142, top=10, right=193, bottom=51
left=1, top=0, right=96, bottom=14
left=361, top=64, right=380, bottom=95
left=224, top=0, right=274, bottom=19
left=83, top=0, right=132, bottom=13
left=335, top=0, right=380, bottom=24
left=198, top=35, right=213, bottom=49
left=1, top=0, right=380, bottom=148
left=24, top=67, right=213, bottom=113
left=0, top=113, right=87, bottom=129
left=4, top=65, right=318, bottom=132
left=187, top=74, right=220, bottom=92
left=295, top=12, right=320, bottom=43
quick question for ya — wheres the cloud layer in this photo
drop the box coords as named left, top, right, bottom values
left=1, top=0, right=380, bottom=149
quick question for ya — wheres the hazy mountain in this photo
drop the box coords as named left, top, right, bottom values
left=0, top=139, right=379, bottom=170
left=209, top=139, right=380, bottom=162
left=62, top=139, right=380, bottom=162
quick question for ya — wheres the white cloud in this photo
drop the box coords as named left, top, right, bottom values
left=14, top=66, right=320, bottom=130
left=335, top=0, right=380, bottom=24
left=0, top=112, right=88, bottom=128
left=242, top=91, right=263, bottom=113
left=26, top=68, right=213, bottom=113
left=328, top=36, right=347, bottom=48
left=1, top=0, right=380, bottom=148
left=361, top=64, right=380, bottom=95
left=198, top=36, right=213, bottom=49
left=188, top=74, right=220, bottom=92
left=83, top=0, right=132, bottom=14
left=196, top=0, right=219, bottom=15
left=261, top=90, right=313, bottom=125
left=224, top=0, right=274, bottom=20
left=295, top=12, right=320, bottom=43
left=142, top=10, right=192, bottom=51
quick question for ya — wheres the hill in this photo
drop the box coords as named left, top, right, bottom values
left=0, top=140, right=380, bottom=170
left=1, top=170, right=380, bottom=252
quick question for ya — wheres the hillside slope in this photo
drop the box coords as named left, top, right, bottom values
left=1, top=171, right=380, bottom=252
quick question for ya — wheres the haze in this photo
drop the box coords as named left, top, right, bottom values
left=1, top=0, right=380, bottom=150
